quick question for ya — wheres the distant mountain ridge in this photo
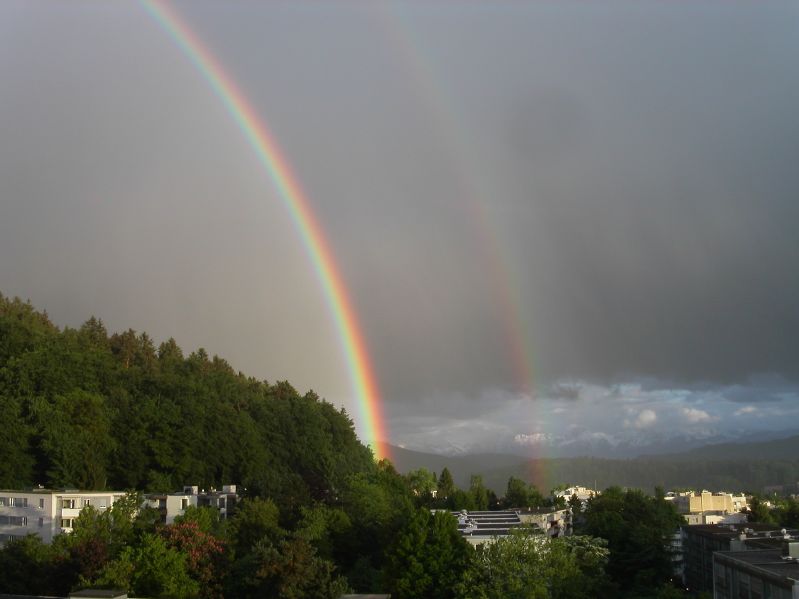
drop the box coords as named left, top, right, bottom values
left=655, top=433, right=799, bottom=461
left=387, top=432, right=799, bottom=494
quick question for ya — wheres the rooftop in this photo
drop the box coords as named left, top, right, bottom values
left=715, top=549, right=799, bottom=585
left=683, top=523, right=799, bottom=542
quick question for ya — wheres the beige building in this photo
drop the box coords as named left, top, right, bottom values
left=0, top=489, right=127, bottom=545
left=666, top=491, right=749, bottom=526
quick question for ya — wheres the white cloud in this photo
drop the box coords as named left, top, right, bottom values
left=734, top=405, right=758, bottom=416
left=514, top=432, right=553, bottom=446
left=625, top=408, right=657, bottom=429
left=681, top=407, right=714, bottom=423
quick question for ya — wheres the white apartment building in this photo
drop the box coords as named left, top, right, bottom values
left=0, top=489, right=127, bottom=545
left=554, top=485, right=599, bottom=504
left=144, top=485, right=238, bottom=525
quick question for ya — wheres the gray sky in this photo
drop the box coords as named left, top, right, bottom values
left=1, top=1, right=798, bottom=455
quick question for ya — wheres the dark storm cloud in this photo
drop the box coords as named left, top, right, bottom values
left=1, top=1, right=798, bottom=444
left=331, top=2, right=799, bottom=397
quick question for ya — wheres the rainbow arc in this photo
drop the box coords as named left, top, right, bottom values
left=143, top=0, right=389, bottom=460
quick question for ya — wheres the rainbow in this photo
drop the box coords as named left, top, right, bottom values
left=370, top=4, right=536, bottom=396
left=369, top=4, right=548, bottom=484
left=142, top=0, right=390, bottom=461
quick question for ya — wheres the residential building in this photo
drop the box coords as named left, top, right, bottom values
left=145, top=484, right=239, bottom=525
left=0, top=489, right=127, bottom=545
left=518, top=507, right=571, bottom=537
left=441, top=510, right=526, bottom=546
left=554, top=485, right=599, bottom=504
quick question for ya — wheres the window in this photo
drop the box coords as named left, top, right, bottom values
left=83, top=499, right=91, bottom=507
left=38, top=517, right=44, bottom=528
left=218, top=498, right=226, bottom=508
left=0, top=497, right=7, bottom=506
left=0, top=516, right=27, bottom=526
left=10, top=497, right=28, bottom=508
left=61, top=518, right=74, bottom=529
left=38, top=498, right=45, bottom=509
left=181, top=498, right=188, bottom=510
left=0, top=534, right=21, bottom=543
left=62, top=499, right=76, bottom=509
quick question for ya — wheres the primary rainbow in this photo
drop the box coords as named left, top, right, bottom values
left=142, top=0, right=390, bottom=460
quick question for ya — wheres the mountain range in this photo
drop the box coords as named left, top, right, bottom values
left=387, top=433, right=799, bottom=494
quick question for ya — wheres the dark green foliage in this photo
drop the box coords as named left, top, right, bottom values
left=437, top=467, right=455, bottom=499
left=775, top=497, right=799, bottom=527
left=0, top=535, right=61, bottom=596
left=0, top=394, right=35, bottom=487
left=503, top=476, right=545, bottom=509
left=577, top=487, right=683, bottom=597
left=226, top=537, right=348, bottom=599
left=383, top=509, right=472, bottom=599
left=456, top=529, right=611, bottom=599
left=228, top=498, right=283, bottom=557
left=0, top=293, right=374, bottom=506
left=746, top=496, right=776, bottom=524
left=335, top=461, right=415, bottom=590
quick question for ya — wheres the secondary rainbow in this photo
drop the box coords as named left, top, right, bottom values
left=142, top=0, right=390, bottom=460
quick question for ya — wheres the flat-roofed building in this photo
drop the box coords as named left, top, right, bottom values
left=145, top=484, right=239, bottom=525
left=713, top=543, right=799, bottom=599
left=439, top=510, right=526, bottom=546
left=682, top=523, right=799, bottom=594
left=666, top=491, right=749, bottom=526
left=0, top=489, right=127, bottom=545
left=518, top=507, right=571, bottom=537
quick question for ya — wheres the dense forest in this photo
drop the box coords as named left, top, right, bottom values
left=0, top=292, right=374, bottom=499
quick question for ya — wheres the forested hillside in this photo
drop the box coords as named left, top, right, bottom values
left=390, top=446, right=799, bottom=495
left=0, top=292, right=374, bottom=504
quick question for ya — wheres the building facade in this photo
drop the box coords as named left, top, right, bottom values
left=667, top=491, right=749, bottom=526
left=0, top=489, right=127, bottom=545
left=713, top=545, right=799, bottom=599
left=144, top=485, right=239, bottom=525
left=682, top=524, right=799, bottom=594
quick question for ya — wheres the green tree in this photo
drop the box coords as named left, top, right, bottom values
left=747, top=496, right=776, bottom=524
left=0, top=396, right=34, bottom=487
left=93, top=533, right=199, bottom=599
left=0, top=535, right=60, bottom=596
left=32, top=390, right=114, bottom=489
left=469, top=475, right=490, bottom=511
left=578, top=487, right=682, bottom=597
left=228, top=497, right=284, bottom=557
left=383, top=509, right=472, bottom=599
left=406, top=468, right=437, bottom=501
left=505, top=476, right=542, bottom=508
left=437, top=467, right=455, bottom=500
left=456, top=527, right=610, bottom=599
left=776, top=497, right=799, bottom=528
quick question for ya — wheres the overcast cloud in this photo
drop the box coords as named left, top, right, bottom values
left=1, top=1, right=797, bottom=453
